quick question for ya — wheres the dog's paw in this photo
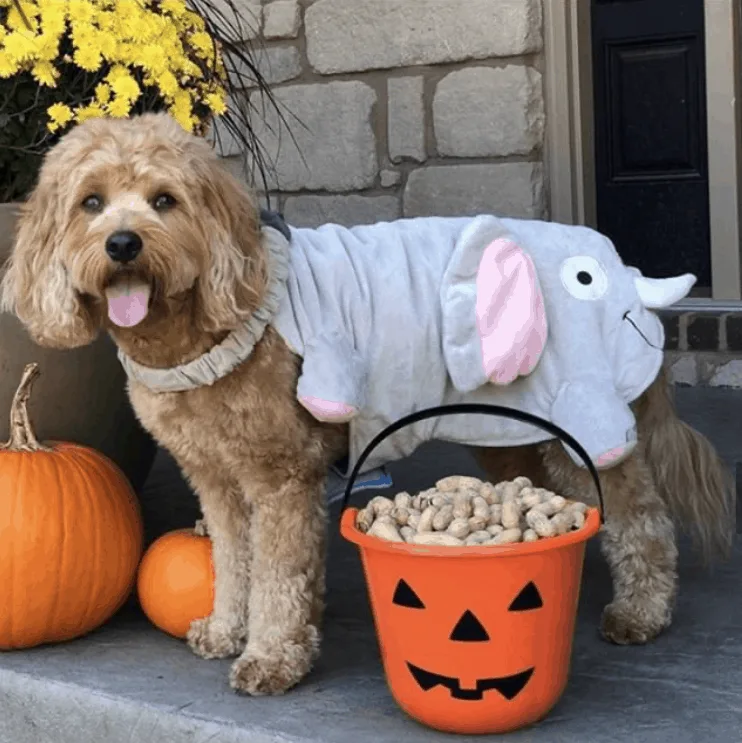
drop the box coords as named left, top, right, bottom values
left=187, top=616, right=247, bottom=659
left=600, top=600, right=672, bottom=645
left=229, top=628, right=320, bottom=696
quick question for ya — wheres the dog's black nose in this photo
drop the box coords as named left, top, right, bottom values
left=105, top=230, right=142, bottom=263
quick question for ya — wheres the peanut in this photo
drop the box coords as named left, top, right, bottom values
left=531, top=496, right=566, bottom=517
left=479, top=482, right=498, bottom=503
left=493, top=528, right=522, bottom=544
left=407, top=511, right=421, bottom=530
left=501, top=500, right=521, bottom=529
left=501, top=483, right=520, bottom=502
left=418, top=505, right=438, bottom=533
left=392, top=506, right=410, bottom=526
left=394, top=491, right=412, bottom=509
left=523, top=528, right=539, bottom=542
left=526, top=509, right=556, bottom=538
left=566, top=501, right=589, bottom=514
left=571, top=510, right=586, bottom=530
left=465, top=530, right=491, bottom=546
left=432, top=504, right=455, bottom=531
left=431, top=493, right=450, bottom=509
left=412, top=532, right=464, bottom=547
left=436, top=475, right=483, bottom=492
left=550, top=512, right=572, bottom=536
left=452, top=491, right=473, bottom=520
left=519, top=488, right=543, bottom=510
left=369, top=496, right=394, bottom=517
left=356, top=506, right=375, bottom=533
left=368, top=517, right=403, bottom=542
left=447, top=518, right=471, bottom=539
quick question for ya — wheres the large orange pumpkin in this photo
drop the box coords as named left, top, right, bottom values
left=136, top=524, right=215, bottom=638
left=0, top=363, right=144, bottom=650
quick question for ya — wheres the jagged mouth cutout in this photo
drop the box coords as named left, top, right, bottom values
left=392, top=578, right=543, bottom=701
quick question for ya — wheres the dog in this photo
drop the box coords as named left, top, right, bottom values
left=1, top=112, right=734, bottom=696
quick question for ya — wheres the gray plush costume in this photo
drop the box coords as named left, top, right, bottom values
left=118, top=213, right=695, bottom=484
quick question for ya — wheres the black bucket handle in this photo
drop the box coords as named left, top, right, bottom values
left=340, top=403, right=605, bottom=525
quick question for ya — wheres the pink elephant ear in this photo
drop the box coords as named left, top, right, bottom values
left=476, top=237, right=548, bottom=385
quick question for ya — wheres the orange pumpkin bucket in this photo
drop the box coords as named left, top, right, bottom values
left=340, top=403, right=603, bottom=735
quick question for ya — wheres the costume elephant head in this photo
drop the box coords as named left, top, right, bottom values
left=443, top=215, right=695, bottom=469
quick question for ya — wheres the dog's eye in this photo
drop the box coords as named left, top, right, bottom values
left=153, top=193, right=176, bottom=211
left=82, top=194, right=104, bottom=212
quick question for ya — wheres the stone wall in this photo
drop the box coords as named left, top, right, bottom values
left=214, top=0, right=546, bottom=228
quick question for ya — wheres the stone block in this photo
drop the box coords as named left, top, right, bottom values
left=203, top=0, right=261, bottom=41
left=283, top=194, right=400, bottom=227
left=380, top=169, right=401, bottom=188
left=263, top=0, right=302, bottom=39
left=305, top=0, right=542, bottom=74
left=387, top=76, right=426, bottom=163
left=710, top=360, right=742, bottom=388
left=253, top=46, right=302, bottom=85
left=669, top=356, right=699, bottom=386
left=433, top=66, right=544, bottom=157
left=249, top=82, right=378, bottom=191
left=403, top=162, right=544, bottom=219
left=224, top=46, right=301, bottom=88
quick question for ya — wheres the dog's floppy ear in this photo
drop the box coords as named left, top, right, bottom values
left=194, top=155, right=267, bottom=333
left=1, top=171, right=99, bottom=349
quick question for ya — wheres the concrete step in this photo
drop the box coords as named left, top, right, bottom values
left=2, top=386, right=742, bottom=743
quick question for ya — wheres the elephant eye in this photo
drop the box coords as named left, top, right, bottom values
left=392, top=579, right=425, bottom=609
left=560, top=256, right=608, bottom=301
left=508, top=581, right=543, bottom=611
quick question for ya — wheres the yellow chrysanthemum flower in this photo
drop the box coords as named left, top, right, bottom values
left=107, top=66, right=139, bottom=101
left=3, top=30, right=39, bottom=65
left=0, top=51, right=15, bottom=77
left=95, top=82, right=111, bottom=104
left=205, top=91, right=227, bottom=115
left=75, top=102, right=105, bottom=123
left=107, top=96, right=132, bottom=118
left=47, top=102, right=74, bottom=132
left=68, top=0, right=97, bottom=25
left=31, top=59, right=57, bottom=85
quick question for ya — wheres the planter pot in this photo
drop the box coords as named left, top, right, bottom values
left=0, top=202, right=157, bottom=492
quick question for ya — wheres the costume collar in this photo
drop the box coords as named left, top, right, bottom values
left=116, top=224, right=291, bottom=393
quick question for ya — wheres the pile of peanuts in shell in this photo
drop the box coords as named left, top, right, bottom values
left=355, top=475, right=590, bottom=546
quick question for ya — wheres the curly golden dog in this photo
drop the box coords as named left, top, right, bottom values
left=1, top=112, right=734, bottom=696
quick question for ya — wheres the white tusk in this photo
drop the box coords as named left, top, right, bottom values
left=634, top=273, right=696, bottom=309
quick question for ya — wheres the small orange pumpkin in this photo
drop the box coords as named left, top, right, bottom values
left=136, top=523, right=215, bottom=638
left=0, top=363, right=144, bottom=650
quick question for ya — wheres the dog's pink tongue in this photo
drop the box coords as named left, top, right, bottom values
left=105, top=277, right=151, bottom=328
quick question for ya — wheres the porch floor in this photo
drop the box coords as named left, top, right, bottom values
left=2, top=387, right=742, bottom=743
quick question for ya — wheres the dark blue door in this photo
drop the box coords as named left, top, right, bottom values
left=591, top=0, right=710, bottom=289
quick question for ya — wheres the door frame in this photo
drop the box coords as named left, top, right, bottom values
left=543, top=0, right=742, bottom=302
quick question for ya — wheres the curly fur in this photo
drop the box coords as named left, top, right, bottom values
left=2, top=113, right=734, bottom=694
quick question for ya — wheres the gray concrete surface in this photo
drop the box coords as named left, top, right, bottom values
left=2, top=387, right=742, bottom=742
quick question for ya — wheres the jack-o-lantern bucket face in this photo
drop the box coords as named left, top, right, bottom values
left=341, top=506, right=601, bottom=735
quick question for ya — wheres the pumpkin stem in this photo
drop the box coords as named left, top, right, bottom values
left=0, top=363, right=52, bottom=453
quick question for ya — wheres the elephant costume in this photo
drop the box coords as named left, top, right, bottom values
left=118, top=213, right=695, bottom=481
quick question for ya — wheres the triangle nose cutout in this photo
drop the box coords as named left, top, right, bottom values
left=449, top=610, right=490, bottom=642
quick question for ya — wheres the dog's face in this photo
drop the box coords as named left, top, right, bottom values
left=1, top=112, right=264, bottom=349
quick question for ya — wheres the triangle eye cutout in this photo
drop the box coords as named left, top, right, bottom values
left=508, top=582, right=543, bottom=611
left=392, top=579, right=426, bottom=609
